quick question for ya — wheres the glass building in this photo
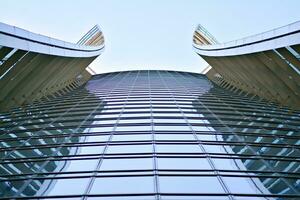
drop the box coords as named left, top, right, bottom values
left=1, top=70, right=299, bottom=200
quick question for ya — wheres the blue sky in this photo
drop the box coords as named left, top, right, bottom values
left=1, top=0, right=300, bottom=74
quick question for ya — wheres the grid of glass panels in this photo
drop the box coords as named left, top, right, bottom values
left=0, top=70, right=299, bottom=200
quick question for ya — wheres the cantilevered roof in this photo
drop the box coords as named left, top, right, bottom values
left=0, top=22, right=105, bottom=111
left=193, top=21, right=300, bottom=110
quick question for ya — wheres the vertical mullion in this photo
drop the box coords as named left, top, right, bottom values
left=149, top=71, right=160, bottom=199
left=177, top=71, right=300, bottom=194
left=164, top=71, right=235, bottom=200
left=15, top=72, right=124, bottom=196
left=82, top=70, right=140, bottom=199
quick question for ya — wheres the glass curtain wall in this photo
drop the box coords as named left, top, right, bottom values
left=0, top=70, right=299, bottom=200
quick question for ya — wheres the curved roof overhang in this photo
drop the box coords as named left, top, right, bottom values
left=0, top=22, right=105, bottom=112
left=0, top=22, right=104, bottom=58
left=193, top=21, right=300, bottom=57
left=193, top=21, right=300, bottom=110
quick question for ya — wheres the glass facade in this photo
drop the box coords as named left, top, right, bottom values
left=0, top=70, right=299, bottom=199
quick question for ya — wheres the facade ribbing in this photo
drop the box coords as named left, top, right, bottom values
left=0, top=70, right=299, bottom=199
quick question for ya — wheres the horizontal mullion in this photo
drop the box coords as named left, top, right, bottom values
left=2, top=152, right=300, bottom=163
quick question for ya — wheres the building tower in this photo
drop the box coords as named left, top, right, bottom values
left=0, top=70, right=299, bottom=199
left=0, top=22, right=300, bottom=199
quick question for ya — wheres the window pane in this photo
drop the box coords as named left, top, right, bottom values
left=90, top=176, right=154, bottom=194
left=112, top=134, right=151, bottom=141
left=115, top=126, right=151, bottom=131
left=154, top=126, right=191, bottom=131
left=78, top=145, right=105, bottom=155
left=64, top=159, right=98, bottom=172
left=158, top=158, right=211, bottom=169
left=45, top=178, right=90, bottom=195
left=156, top=144, right=202, bottom=153
left=156, top=134, right=195, bottom=141
left=88, top=197, right=155, bottom=200
left=100, top=158, right=153, bottom=170
left=159, top=176, right=224, bottom=193
left=223, top=177, right=279, bottom=194
left=106, top=144, right=152, bottom=154
left=161, top=196, right=229, bottom=200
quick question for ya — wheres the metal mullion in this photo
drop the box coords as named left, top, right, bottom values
left=210, top=86, right=300, bottom=148
left=2, top=84, right=91, bottom=131
left=4, top=172, right=300, bottom=182
left=81, top=71, right=133, bottom=199
left=3, top=192, right=300, bottom=200
left=164, top=71, right=235, bottom=200
left=4, top=167, right=154, bottom=178
left=4, top=167, right=300, bottom=179
left=1, top=73, right=118, bottom=159
left=210, top=89, right=299, bottom=117
left=148, top=70, right=160, bottom=200
left=3, top=150, right=300, bottom=164
left=14, top=71, right=125, bottom=196
left=176, top=71, right=300, bottom=195
left=2, top=70, right=300, bottom=198
left=82, top=70, right=141, bottom=199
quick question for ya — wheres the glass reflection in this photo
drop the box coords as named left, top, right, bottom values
left=196, top=87, right=300, bottom=197
left=0, top=88, right=104, bottom=198
left=0, top=70, right=299, bottom=199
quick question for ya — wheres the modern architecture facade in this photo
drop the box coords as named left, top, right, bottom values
left=0, top=22, right=104, bottom=111
left=1, top=70, right=300, bottom=199
left=0, top=21, right=300, bottom=200
left=193, top=21, right=300, bottom=110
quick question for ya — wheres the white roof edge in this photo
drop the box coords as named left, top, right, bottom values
left=0, top=22, right=104, bottom=58
left=193, top=20, right=300, bottom=57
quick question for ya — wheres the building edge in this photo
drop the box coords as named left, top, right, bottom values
left=0, top=22, right=105, bottom=112
left=193, top=21, right=300, bottom=111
